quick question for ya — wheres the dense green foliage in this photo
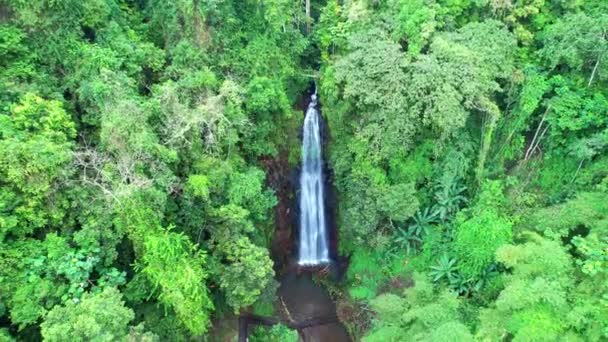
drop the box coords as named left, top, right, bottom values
left=0, top=0, right=310, bottom=339
left=316, top=0, right=608, bottom=340
left=1, top=0, right=607, bottom=340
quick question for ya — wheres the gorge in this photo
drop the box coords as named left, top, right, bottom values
left=298, top=91, right=330, bottom=266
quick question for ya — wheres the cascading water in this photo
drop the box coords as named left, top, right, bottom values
left=298, top=91, right=330, bottom=266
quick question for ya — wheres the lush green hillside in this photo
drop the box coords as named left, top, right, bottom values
left=0, top=1, right=309, bottom=340
left=316, top=1, right=608, bottom=340
left=1, top=0, right=607, bottom=341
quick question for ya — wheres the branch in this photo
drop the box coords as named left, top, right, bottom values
left=589, top=29, right=606, bottom=87
left=525, top=105, right=551, bottom=161
left=588, top=54, right=601, bottom=87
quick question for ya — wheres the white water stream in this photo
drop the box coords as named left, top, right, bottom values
left=298, top=92, right=329, bottom=265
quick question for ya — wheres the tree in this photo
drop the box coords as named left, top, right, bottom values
left=250, top=324, right=298, bottom=342
left=0, top=26, right=39, bottom=107
left=6, top=232, right=127, bottom=330
left=540, top=13, right=608, bottom=86
left=40, top=287, right=136, bottom=342
left=364, top=273, right=472, bottom=341
left=407, top=21, right=514, bottom=140
left=478, top=235, right=574, bottom=340
left=243, top=76, right=293, bottom=158
left=216, top=237, right=274, bottom=311
left=227, top=167, right=278, bottom=223
left=333, top=28, right=416, bottom=158
left=394, top=0, right=438, bottom=56
left=453, top=181, right=512, bottom=278
left=0, top=94, right=75, bottom=239
left=140, top=228, right=214, bottom=335
left=522, top=192, right=608, bottom=338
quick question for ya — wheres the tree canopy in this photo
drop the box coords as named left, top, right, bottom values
left=1, top=0, right=607, bottom=340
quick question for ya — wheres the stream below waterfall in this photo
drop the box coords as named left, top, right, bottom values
left=278, top=273, right=350, bottom=341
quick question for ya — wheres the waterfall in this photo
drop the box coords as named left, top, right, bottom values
left=298, top=91, right=330, bottom=266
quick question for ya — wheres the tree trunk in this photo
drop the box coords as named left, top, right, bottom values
left=306, top=0, right=311, bottom=33
left=588, top=54, right=601, bottom=87
left=475, top=101, right=500, bottom=185
left=589, top=30, right=606, bottom=87
left=524, top=105, right=551, bottom=161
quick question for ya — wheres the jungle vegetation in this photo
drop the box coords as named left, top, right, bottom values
left=0, top=0, right=607, bottom=341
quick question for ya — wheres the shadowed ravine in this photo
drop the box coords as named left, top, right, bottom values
left=283, top=90, right=349, bottom=341
left=238, top=90, right=350, bottom=342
